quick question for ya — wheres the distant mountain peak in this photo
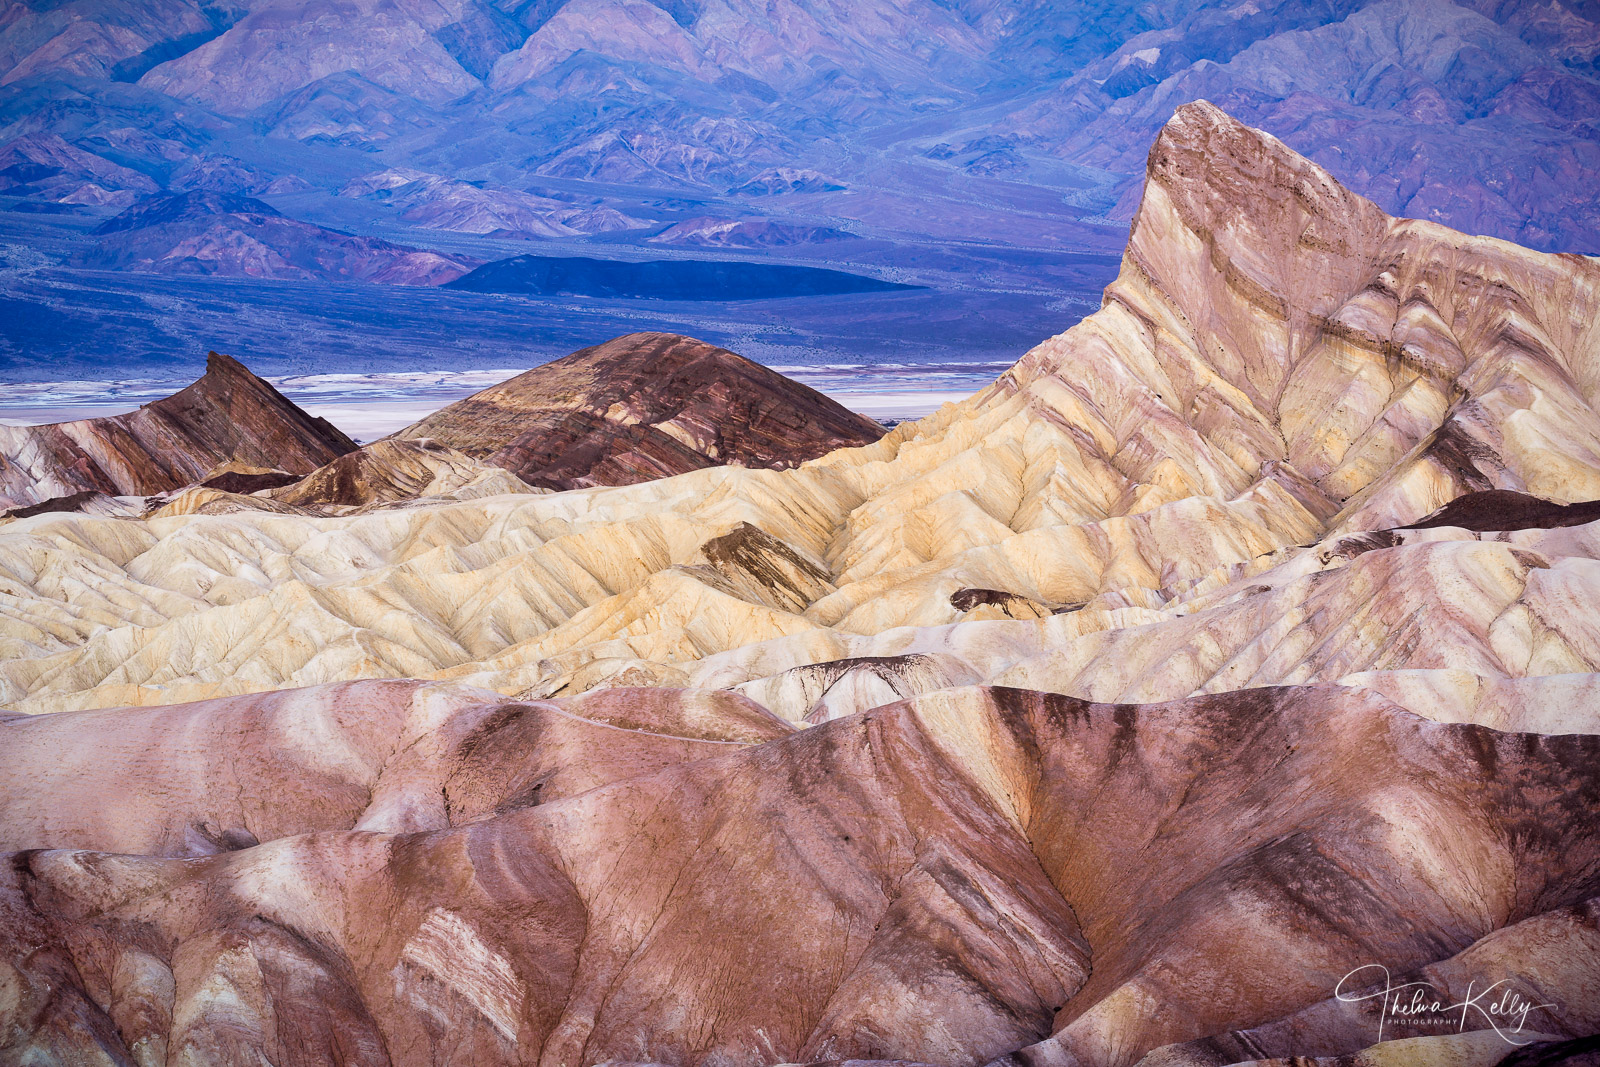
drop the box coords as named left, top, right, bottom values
left=94, top=190, right=283, bottom=234
left=82, top=191, right=479, bottom=284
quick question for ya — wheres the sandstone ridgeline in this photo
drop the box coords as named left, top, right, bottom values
left=2, top=103, right=1599, bottom=1067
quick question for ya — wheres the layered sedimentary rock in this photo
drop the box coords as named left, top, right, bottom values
left=140, top=440, right=543, bottom=519
left=0, top=680, right=790, bottom=857
left=0, top=351, right=356, bottom=509
left=2, top=683, right=1597, bottom=1066
left=3, top=104, right=1600, bottom=1065
left=392, top=331, right=887, bottom=489
left=267, top=438, right=540, bottom=510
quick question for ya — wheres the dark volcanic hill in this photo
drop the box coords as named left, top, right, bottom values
left=445, top=253, right=916, bottom=301
left=80, top=191, right=478, bottom=285
left=0, top=351, right=357, bottom=508
left=391, top=332, right=887, bottom=489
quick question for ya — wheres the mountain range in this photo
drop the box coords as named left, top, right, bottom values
left=2, top=0, right=1598, bottom=301
left=0, top=331, right=888, bottom=509
left=83, top=189, right=478, bottom=281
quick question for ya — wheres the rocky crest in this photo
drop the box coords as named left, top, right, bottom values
left=392, top=331, right=888, bottom=489
left=0, top=351, right=356, bottom=508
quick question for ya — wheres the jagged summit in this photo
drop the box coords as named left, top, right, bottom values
left=0, top=351, right=356, bottom=508
left=392, top=331, right=887, bottom=489
left=994, top=98, right=1600, bottom=534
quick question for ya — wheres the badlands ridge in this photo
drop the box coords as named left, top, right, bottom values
left=1, top=102, right=1598, bottom=1066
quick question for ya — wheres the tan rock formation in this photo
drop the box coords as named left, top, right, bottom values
left=267, top=437, right=541, bottom=510
left=2, top=105, right=1600, bottom=716
left=2, top=101, right=1600, bottom=1067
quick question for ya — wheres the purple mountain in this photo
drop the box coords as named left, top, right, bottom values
left=81, top=191, right=478, bottom=284
left=0, top=0, right=1596, bottom=282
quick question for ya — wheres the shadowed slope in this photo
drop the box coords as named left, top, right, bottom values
left=0, top=680, right=791, bottom=857
left=1399, top=489, right=1600, bottom=533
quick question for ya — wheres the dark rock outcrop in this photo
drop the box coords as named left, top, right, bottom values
left=392, top=332, right=887, bottom=489
left=1399, top=490, right=1600, bottom=533
left=197, top=467, right=302, bottom=494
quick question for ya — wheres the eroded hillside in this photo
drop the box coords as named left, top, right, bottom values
left=1, top=103, right=1598, bottom=1067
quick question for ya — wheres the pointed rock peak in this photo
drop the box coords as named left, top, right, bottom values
left=0, top=351, right=358, bottom=509
left=178, top=350, right=351, bottom=444
left=1134, top=100, right=1390, bottom=265
left=203, top=349, right=254, bottom=380
left=1149, top=100, right=1332, bottom=194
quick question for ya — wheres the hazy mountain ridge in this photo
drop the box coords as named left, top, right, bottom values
left=78, top=188, right=480, bottom=282
left=10, top=0, right=1595, bottom=388
left=2, top=0, right=1597, bottom=266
